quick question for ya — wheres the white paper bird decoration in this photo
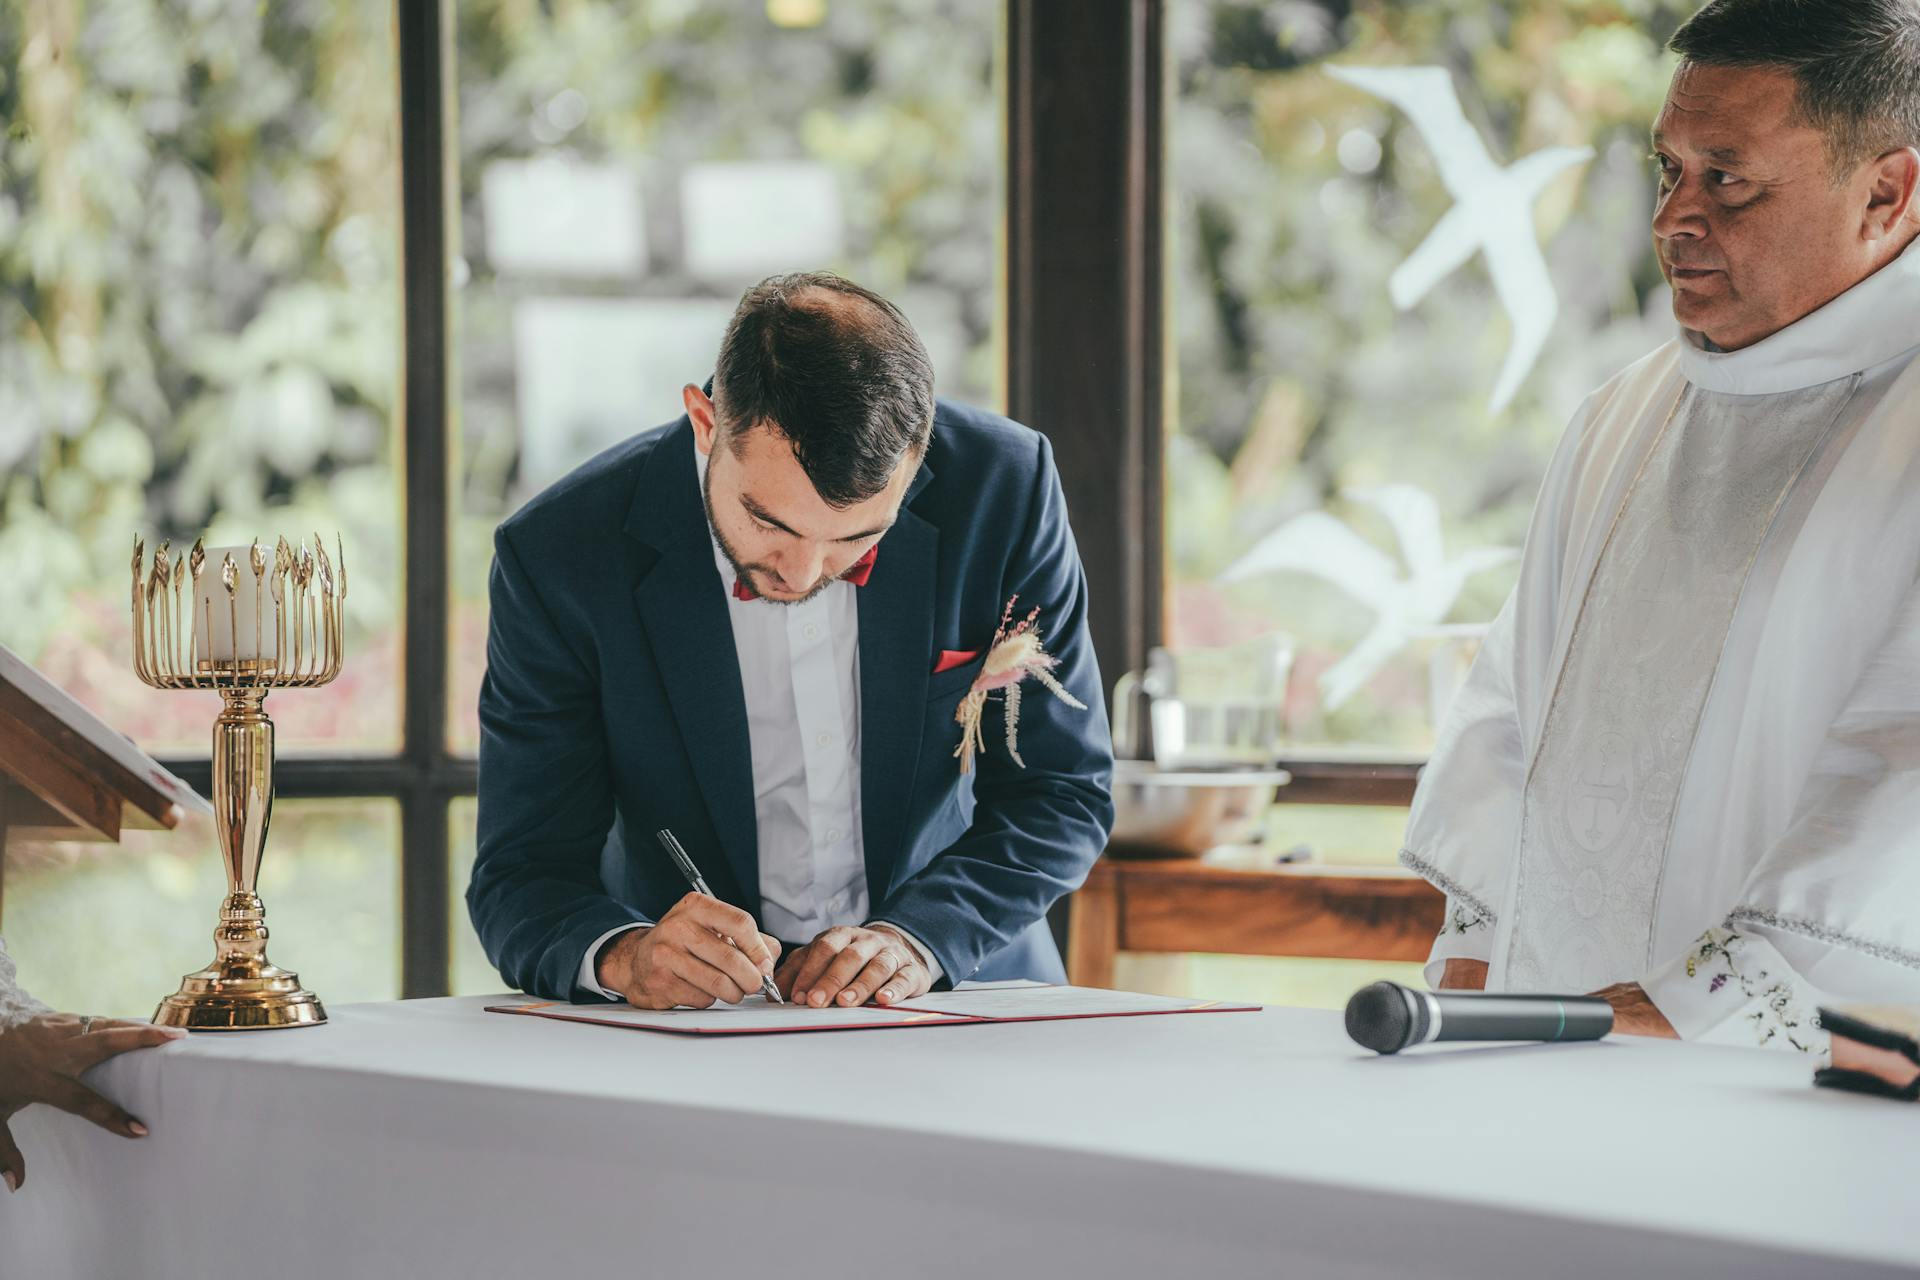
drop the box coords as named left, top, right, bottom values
left=1327, top=64, right=1593, bottom=414
left=1220, top=485, right=1517, bottom=710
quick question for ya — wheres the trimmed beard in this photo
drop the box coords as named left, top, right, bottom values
left=702, top=457, right=839, bottom=606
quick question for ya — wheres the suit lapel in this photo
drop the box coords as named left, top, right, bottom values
left=857, top=505, right=937, bottom=904
left=626, top=422, right=941, bottom=915
left=626, top=425, right=760, bottom=910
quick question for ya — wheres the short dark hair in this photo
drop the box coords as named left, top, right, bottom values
left=1668, top=0, right=1920, bottom=178
left=711, top=271, right=935, bottom=508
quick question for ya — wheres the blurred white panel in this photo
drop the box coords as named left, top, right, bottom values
left=892, top=287, right=967, bottom=396
left=511, top=297, right=734, bottom=489
left=680, top=161, right=844, bottom=284
left=482, top=158, right=646, bottom=278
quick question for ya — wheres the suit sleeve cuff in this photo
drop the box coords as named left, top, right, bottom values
left=575, top=923, right=652, bottom=1001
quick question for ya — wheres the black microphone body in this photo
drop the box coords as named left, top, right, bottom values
left=1345, top=980, right=1614, bottom=1055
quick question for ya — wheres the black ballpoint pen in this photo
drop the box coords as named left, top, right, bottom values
left=655, top=828, right=785, bottom=1004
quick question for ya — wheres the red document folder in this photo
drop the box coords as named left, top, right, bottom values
left=484, top=983, right=1259, bottom=1037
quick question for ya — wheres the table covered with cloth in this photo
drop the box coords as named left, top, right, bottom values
left=1, top=995, right=1913, bottom=1279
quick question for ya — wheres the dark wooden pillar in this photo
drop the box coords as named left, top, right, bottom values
left=396, top=0, right=454, bottom=998
left=1006, top=0, right=1166, bottom=700
left=1008, top=1, right=1165, bottom=957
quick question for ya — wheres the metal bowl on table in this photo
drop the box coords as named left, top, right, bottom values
left=1106, top=759, right=1292, bottom=859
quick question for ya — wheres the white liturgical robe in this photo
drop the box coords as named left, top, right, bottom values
left=1404, top=237, right=1920, bottom=1051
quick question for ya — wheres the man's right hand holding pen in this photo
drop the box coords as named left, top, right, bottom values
left=593, top=893, right=782, bottom=1010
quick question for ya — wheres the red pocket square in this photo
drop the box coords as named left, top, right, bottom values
left=933, top=649, right=982, bottom=675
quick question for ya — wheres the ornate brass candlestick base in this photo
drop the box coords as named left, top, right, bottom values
left=132, top=534, right=347, bottom=1031
left=152, top=686, right=324, bottom=1030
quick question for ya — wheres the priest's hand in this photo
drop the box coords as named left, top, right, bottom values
left=595, top=894, right=781, bottom=1010
left=778, top=924, right=934, bottom=1009
left=1591, top=982, right=1678, bottom=1038
left=0, top=1013, right=185, bottom=1192
left=1438, top=959, right=1489, bottom=991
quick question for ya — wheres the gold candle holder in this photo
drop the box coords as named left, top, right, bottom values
left=131, top=533, right=347, bottom=1031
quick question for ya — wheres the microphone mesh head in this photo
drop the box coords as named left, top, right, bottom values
left=1345, top=981, right=1412, bottom=1054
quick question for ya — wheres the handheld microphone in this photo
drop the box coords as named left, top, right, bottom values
left=1345, top=981, right=1613, bottom=1055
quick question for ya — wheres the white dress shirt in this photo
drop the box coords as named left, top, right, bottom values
left=575, top=445, right=938, bottom=998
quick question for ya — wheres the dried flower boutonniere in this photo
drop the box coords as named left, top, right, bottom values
left=953, top=595, right=1087, bottom=774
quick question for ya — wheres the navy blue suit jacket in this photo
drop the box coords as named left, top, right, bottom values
left=469, top=399, right=1115, bottom=1001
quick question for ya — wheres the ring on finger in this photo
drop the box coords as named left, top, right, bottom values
left=79, top=1015, right=95, bottom=1035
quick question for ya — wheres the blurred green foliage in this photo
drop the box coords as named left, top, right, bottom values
left=0, top=0, right=401, bottom=749
left=446, top=0, right=1001, bottom=749
left=1, top=0, right=406, bottom=1011
left=1169, top=0, right=1698, bottom=748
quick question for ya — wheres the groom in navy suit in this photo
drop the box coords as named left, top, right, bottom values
left=470, top=272, right=1114, bottom=1010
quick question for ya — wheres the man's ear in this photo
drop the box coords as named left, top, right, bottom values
left=684, top=382, right=717, bottom=456
left=1862, top=146, right=1920, bottom=240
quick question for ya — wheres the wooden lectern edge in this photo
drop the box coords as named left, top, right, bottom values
left=0, top=643, right=212, bottom=845
left=125, top=800, right=191, bottom=833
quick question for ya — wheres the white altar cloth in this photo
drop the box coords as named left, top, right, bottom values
left=0, top=995, right=1912, bottom=1279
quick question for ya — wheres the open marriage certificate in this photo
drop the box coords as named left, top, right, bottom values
left=484, top=982, right=1259, bottom=1036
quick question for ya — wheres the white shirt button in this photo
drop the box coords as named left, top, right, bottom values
left=816, top=732, right=832, bottom=747
left=803, top=623, right=820, bottom=640
left=827, top=827, right=843, bottom=842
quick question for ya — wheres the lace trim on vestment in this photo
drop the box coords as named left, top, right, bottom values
left=1728, top=908, right=1920, bottom=973
left=1398, top=848, right=1497, bottom=925
left=0, top=937, right=49, bottom=1030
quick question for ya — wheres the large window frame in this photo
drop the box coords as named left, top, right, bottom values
left=153, top=0, right=459, bottom=998
left=131, top=0, right=1407, bottom=1000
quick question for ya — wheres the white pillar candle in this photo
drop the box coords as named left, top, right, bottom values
left=193, top=544, right=275, bottom=666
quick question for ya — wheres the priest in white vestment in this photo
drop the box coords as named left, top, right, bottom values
left=1403, top=0, right=1920, bottom=1051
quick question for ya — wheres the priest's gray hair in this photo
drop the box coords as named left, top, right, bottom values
left=1669, top=0, right=1920, bottom=180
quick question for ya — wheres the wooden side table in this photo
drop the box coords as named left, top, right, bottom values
left=1066, top=848, right=1446, bottom=989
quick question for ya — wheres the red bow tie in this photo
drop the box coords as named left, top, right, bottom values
left=733, top=544, right=879, bottom=602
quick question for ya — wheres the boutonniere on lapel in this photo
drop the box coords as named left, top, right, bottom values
left=953, top=595, right=1087, bottom=774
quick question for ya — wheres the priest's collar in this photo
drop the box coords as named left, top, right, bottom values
left=1678, top=235, right=1920, bottom=396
